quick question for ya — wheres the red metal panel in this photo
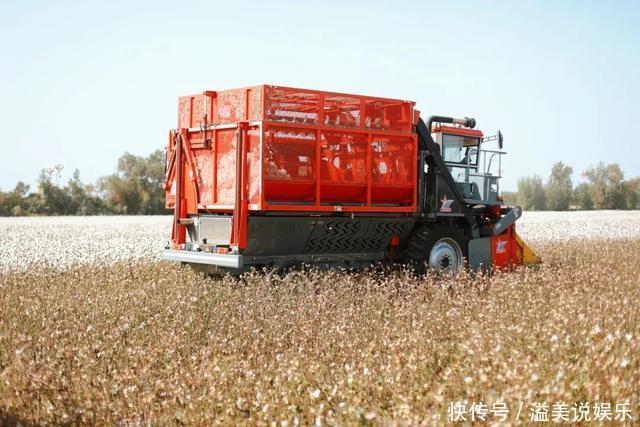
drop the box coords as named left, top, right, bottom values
left=178, top=96, right=191, bottom=128
left=191, top=94, right=207, bottom=126
left=491, top=226, right=520, bottom=270
left=246, top=127, right=262, bottom=206
left=264, top=126, right=317, bottom=204
left=265, top=86, right=320, bottom=125
left=323, top=94, right=360, bottom=127
left=263, top=85, right=414, bottom=132
left=216, top=90, right=246, bottom=124
left=193, top=150, right=214, bottom=205
left=178, top=94, right=211, bottom=128
left=250, top=88, right=263, bottom=121
left=370, top=135, right=415, bottom=205
left=215, top=128, right=238, bottom=205
left=168, top=85, right=418, bottom=218
left=319, top=131, right=367, bottom=204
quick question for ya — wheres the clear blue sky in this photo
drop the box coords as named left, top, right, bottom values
left=1, top=0, right=638, bottom=191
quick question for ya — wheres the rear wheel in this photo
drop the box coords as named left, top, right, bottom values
left=405, top=224, right=468, bottom=274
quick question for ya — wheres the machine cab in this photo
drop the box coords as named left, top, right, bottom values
left=432, top=125, right=504, bottom=204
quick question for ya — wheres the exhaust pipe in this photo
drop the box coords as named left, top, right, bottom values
left=427, top=115, right=476, bottom=131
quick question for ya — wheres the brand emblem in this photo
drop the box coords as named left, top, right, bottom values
left=496, top=240, right=507, bottom=254
left=440, top=195, right=453, bottom=212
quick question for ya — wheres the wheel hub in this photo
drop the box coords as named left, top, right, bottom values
left=428, top=238, right=463, bottom=271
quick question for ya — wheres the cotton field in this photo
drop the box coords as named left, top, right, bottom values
left=1, top=212, right=639, bottom=425
left=1, top=211, right=640, bottom=272
left=0, top=216, right=171, bottom=273
left=516, top=210, right=640, bottom=243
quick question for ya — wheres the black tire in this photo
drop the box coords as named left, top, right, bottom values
left=404, top=223, right=468, bottom=274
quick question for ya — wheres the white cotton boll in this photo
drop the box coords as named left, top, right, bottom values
left=516, top=211, right=640, bottom=243
left=0, top=216, right=171, bottom=273
left=2, top=211, right=640, bottom=273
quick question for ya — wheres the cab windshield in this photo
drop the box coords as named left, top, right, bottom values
left=442, top=134, right=479, bottom=166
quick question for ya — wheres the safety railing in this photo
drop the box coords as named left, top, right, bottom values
left=445, top=148, right=505, bottom=203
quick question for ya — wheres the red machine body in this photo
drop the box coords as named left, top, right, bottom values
left=165, top=85, right=418, bottom=249
left=163, top=85, right=540, bottom=273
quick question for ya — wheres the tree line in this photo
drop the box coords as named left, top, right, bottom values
left=502, top=162, right=640, bottom=211
left=0, top=150, right=167, bottom=216
left=1, top=154, right=639, bottom=216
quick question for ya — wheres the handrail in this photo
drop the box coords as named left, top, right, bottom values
left=444, top=162, right=477, bottom=169
left=467, top=172, right=503, bottom=178
left=478, top=149, right=506, bottom=155
left=443, top=145, right=505, bottom=202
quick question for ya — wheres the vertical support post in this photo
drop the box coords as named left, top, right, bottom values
left=412, top=134, right=418, bottom=208
left=212, top=128, right=218, bottom=204
left=171, top=130, right=187, bottom=247
left=204, top=90, right=216, bottom=123
left=401, top=101, right=408, bottom=127
left=316, top=95, right=324, bottom=207
left=316, top=129, right=321, bottom=206
left=498, top=152, right=502, bottom=195
left=245, top=88, right=250, bottom=121
left=241, top=125, right=249, bottom=239
left=260, top=124, right=266, bottom=210
left=366, top=133, right=372, bottom=206
left=232, top=122, right=249, bottom=250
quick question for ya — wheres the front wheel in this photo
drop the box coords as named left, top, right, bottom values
left=404, top=224, right=468, bottom=274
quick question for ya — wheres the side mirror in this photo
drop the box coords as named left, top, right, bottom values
left=498, top=130, right=504, bottom=150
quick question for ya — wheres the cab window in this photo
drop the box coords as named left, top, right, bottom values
left=442, top=134, right=479, bottom=165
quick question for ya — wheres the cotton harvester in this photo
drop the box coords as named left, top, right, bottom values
left=162, top=85, right=540, bottom=273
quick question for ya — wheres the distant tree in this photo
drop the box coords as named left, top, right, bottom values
left=582, top=162, right=626, bottom=209
left=517, top=175, right=546, bottom=210
left=4, top=181, right=32, bottom=216
left=0, top=189, right=6, bottom=216
left=141, top=150, right=167, bottom=214
left=45, top=164, right=64, bottom=187
left=99, top=150, right=166, bottom=215
left=67, top=169, right=106, bottom=215
left=545, top=161, right=573, bottom=210
left=67, top=170, right=83, bottom=214
left=624, top=177, right=640, bottom=210
left=501, top=191, right=519, bottom=206
left=35, top=170, right=71, bottom=215
left=573, top=183, right=593, bottom=210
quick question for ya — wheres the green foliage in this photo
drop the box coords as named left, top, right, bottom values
left=582, top=162, right=626, bottom=209
left=501, top=191, right=518, bottom=206
left=624, top=178, right=640, bottom=210
left=509, top=162, right=637, bottom=211
left=2, top=181, right=33, bottom=216
left=67, top=170, right=107, bottom=215
left=98, top=150, right=166, bottom=215
left=546, top=161, right=573, bottom=211
left=517, top=175, right=547, bottom=211
left=0, top=150, right=166, bottom=216
left=35, top=169, right=72, bottom=215
left=573, top=183, right=593, bottom=210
